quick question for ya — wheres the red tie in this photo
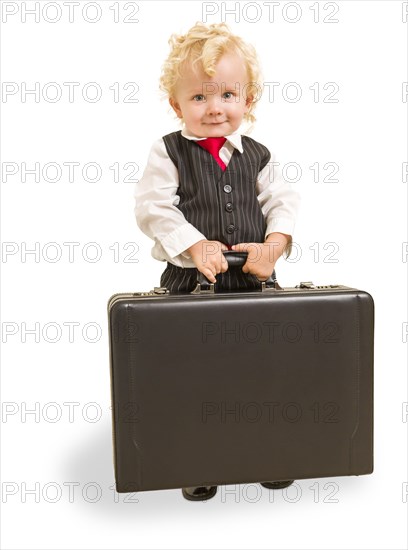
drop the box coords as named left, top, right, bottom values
left=196, top=136, right=232, bottom=250
left=196, top=137, right=227, bottom=171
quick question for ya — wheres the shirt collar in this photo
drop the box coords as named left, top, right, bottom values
left=181, top=127, right=244, bottom=154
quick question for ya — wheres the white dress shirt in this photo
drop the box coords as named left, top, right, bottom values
left=134, top=126, right=301, bottom=268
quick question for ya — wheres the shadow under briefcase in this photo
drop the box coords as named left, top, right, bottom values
left=107, top=251, right=374, bottom=493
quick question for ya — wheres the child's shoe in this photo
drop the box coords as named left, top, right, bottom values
left=260, top=480, right=294, bottom=489
left=182, top=486, right=218, bottom=501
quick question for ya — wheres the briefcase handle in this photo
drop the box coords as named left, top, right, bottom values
left=192, top=250, right=281, bottom=294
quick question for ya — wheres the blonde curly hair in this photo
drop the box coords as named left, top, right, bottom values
left=159, top=22, right=263, bottom=127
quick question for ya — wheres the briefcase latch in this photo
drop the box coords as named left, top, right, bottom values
left=297, top=281, right=316, bottom=289
left=152, top=287, right=170, bottom=295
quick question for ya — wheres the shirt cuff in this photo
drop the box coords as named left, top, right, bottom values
left=264, top=218, right=296, bottom=240
left=159, top=223, right=207, bottom=260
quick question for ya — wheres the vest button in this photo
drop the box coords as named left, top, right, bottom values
left=223, top=184, right=232, bottom=193
left=226, top=224, right=235, bottom=234
left=225, top=202, right=233, bottom=212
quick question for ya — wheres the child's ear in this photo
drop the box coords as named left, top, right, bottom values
left=245, top=94, right=253, bottom=112
left=169, top=98, right=183, bottom=119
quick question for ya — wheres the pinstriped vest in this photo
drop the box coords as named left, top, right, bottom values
left=162, top=130, right=271, bottom=247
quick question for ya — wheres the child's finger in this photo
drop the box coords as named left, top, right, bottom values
left=214, top=240, right=229, bottom=251
left=202, top=267, right=217, bottom=283
left=220, top=254, right=229, bottom=273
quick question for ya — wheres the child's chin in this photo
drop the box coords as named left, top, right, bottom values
left=204, top=124, right=230, bottom=135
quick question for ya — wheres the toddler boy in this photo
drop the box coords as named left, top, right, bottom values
left=134, top=21, right=301, bottom=500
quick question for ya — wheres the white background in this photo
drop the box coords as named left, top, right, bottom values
left=1, top=1, right=407, bottom=549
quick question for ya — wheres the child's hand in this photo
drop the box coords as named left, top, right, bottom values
left=231, top=234, right=290, bottom=281
left=186, top=239, right=229, bottom=283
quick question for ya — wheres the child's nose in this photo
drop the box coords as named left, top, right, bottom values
left=205, top=97, right=224, bottom=116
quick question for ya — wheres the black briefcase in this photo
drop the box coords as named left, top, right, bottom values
left=107, top=252, right=374, bottom=493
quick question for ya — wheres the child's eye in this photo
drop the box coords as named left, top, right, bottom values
left=223, top=92, right=234, bottom=99
left=193, top=94, right=205, bottom=101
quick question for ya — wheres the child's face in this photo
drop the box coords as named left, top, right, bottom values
left=169, top=52, right=252, bottom=137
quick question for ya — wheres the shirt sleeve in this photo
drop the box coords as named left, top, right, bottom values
left=134, top=138, right=207, bottom=267
left=256, top=150, right=301, bottom=239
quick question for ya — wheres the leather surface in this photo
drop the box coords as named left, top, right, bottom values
left=108, top=288, right=374, bottom=493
